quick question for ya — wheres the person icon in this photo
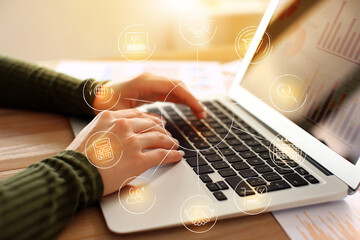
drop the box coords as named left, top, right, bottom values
left=126, top=187, right=144, bottom=204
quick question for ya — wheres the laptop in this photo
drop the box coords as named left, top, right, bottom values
left=71, top=0, right=360, bottom=234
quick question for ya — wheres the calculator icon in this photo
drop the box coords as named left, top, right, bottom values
left=93, top=138, right=114, bottom=162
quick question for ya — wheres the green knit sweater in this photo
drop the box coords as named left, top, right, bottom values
left=0, top=55, right=104, bottom=240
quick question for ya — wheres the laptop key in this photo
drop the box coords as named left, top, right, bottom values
left=268, top=180, right=291, bottom=191
left=193, top=165, right=214, bottom=175
left=259, top=152, right=271, bottom=159
left=239, top=169, right=258, bottom=178
left=205, top=154, right=223, bottom=162
left=275, top=167, right=294, bottom=175
left=254, top=165, right=273, bottom=173
left=239, top=151, right=256, bottom=159
left=186, top=157, right=207, bottom=167
left=247, top=158, right=264, bottom=166
left=200, top=174, right=212, bottom=183
left=213, top=191, right=227, bottom=201
left=207, top=136, right=221, bottom=143
left=189, top=135, right=202, bottom=142
left=194, top=142, right=210, bottom=149
left=283, top=173, right=308, bottom=187
left=219, top=133, right=236, bottom=139
left=238, top=134, right=253, bottom=140
left=247, top=177, right=266, bottom=186
left=215, top=127, right=228, bottom=134
left=212, top=161, right=230, bottom=170
left=216, top=142, right=229, bottom=149
left=295, top=167, right=309, bottom=175
left=232, top=162, right=250, bottom=170
left=201, top=148, right=216, bottom=155
left=245, top=140, right=261, bottom=146
left=218, top=168, right=237, bottom=177
left=304, top=175, right=319, bottom=184
left=286, top=160, right=299, bottom=168
left=216, top=181, right=229, bottom=190
left=228, top=139, right=243, bottom=146
left=252, top=146, right=268, bottom=153
left=225, top=176, right=255, bottom=197
left=233, top=145, right=249, bottom=152
left=219, top=148, right=236, bottom=156
left=202, top=131, right=216, bottom=137
left=226, top=155, right=242, bottom=163
left=262, top=172, right=282, bottom=181
left=184, top=150, right=197, bottom=158
left=206, top=182, right=220, bottom=191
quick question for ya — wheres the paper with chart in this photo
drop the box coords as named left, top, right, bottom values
left=56, top=60, right=225, bottom=98
left=273, top=189, right=360, bottom=240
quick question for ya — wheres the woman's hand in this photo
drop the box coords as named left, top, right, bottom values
left=92, top=73, right=208, bottom=119
left=66, top=109, right=184, bottom=196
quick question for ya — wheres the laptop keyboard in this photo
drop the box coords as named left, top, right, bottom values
left=147, top=100, right=319, bottom=201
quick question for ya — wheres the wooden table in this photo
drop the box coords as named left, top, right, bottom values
left=0, top=47, right=289, bottom=239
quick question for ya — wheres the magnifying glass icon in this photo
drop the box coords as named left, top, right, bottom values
left=276, top=83, right=298, bottom=103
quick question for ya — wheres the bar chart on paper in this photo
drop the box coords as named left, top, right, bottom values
left=317, top=0, right=360, bottom=65
left=273, top=190, right=360, bottom=240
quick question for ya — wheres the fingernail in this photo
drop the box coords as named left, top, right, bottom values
left=167, top=131, right=172, bottom=137
left=201, top=109, right=209, bottom=119
left=154, top=117, right=163, bottom=124
left=174, top=138, right=179, bottom=144
left=178, top=150, right=185, bottom=157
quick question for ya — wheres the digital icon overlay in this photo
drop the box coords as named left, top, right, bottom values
left=82, top=79, right=120, bottom=111
left=92, top=137, right=114, bottom=163
left=118, top=24, right=156, bottom=62
left=232, top=177, right=271, bottom=215
left=118, top=176, right=156, bottom=215
left=85, top=131, right=122, bottom=169
left=126, top=187, right=145, bottom=204
left=179, top=9, right=217, bottom=46
left=270, top=74, right=308, bottom=112
left=270, top=134, right=306, bottom=170
left=235, top=26, right=272, bottom=64
left=180, top=195, right=218, bottom=233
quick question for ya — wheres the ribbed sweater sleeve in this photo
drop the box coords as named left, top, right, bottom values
left=0, top=55, right=103, bottom=116
left=0, top=150, right=104, bottom=240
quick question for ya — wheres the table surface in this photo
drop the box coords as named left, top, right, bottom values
left=0, top=47, right=289, bottom=240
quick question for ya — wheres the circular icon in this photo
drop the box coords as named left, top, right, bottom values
left=180, top=195, right=218, bottom=233
left=232, top=177, right=271, bottom=215
left=235, top=26, right=272, bottom=64
left=82, top=79, right=121, bottom=111
left=269, top=74, right=307, bottom=112
left=84, top=131, right=123, bottom=169
left=269, top=134, right=305, bottom=170
left=179, top=9, right=217, bottom=46
left=118, top=176, right=156, bottom=215
left=118, top=24, right=156, bottom=62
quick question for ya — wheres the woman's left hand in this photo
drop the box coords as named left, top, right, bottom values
left=92, top=73, right=208, bottom=119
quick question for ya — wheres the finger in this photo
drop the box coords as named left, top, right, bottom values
left=142, top=149, right=184, bottom=167
left=129, top=118, right=168, bottom=135
left=112, top=109, right=164, bottom=124
left=141, top=78, right=207, bottom=119
left=137, top=131, right=179, bottom=150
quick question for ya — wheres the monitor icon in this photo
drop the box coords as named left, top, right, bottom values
left=123, top=32, right=151, bottom=53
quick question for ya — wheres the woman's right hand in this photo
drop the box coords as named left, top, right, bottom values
left=66, top=109, right=184, bottom=196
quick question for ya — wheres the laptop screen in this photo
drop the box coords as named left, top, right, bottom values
left=240, top=0, right=360, bottom=164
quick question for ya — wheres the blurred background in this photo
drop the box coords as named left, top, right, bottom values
left=0, top=0, right=270, bottom=61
